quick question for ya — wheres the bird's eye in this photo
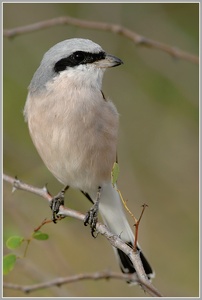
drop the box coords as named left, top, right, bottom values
left=72, top=51, right=86, bottom=63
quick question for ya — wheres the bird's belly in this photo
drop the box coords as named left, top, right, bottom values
left=28, top=105, right=118, bottom=191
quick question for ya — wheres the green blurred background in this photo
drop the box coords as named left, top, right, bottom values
left=3, top=3, right=199, bottom=297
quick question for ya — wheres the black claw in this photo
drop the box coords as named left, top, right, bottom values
left=83, top=212, right=90, bottom=226
left=50, top=186, right=69, bottom=223
left=84, top=207, right=98, bottom=237
left=83, top=187, right=101, bottom=238
left=50, top=195, right=64, bottom=223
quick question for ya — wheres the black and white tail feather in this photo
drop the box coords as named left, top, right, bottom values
left=84, top=182, right=154, bottom=283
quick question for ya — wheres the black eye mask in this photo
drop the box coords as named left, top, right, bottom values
left=54, top=51, right=106, bottom=73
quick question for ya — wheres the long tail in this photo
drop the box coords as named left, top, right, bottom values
left=91, top=182, right=154, bottom=282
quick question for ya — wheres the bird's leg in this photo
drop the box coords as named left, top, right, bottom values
left=84, top=186, right=101, bottom=238
left=50, top=185, right=69, bottom=223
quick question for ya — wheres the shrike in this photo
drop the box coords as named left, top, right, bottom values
left=24, top=38, right=154, bottom=281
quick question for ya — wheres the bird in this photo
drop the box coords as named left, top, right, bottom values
left=24, top=38, right=154, bottom=282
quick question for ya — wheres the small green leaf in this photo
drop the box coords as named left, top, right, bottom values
left=111, top=162, right=120, bottom=186
left=6, top=236, right=24, bottom=249
left=3, top=254, right=17, bottom=275
left=32, top=231, right=49, bottom=240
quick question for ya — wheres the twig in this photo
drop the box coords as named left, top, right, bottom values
left=3, top=174, right=52, bottom=202
left=117, top=188, right=138, bottom=223
left=3, top=173, right=163, bottom=297
left=3, top=270, right=160, bottom=295
left=3, top=16, right=198, bottom=64
left=33, top=218, right=55, bottom=232
left=133, top=204, right=148, bottom=251
left=116, top=187, right=148, bottom=251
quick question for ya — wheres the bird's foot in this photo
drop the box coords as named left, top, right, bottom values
left=84, top=187, right=101, bottom=238
left=50, top=186, right=69, bottom=223
left=84, top=201, right=99, bottom=237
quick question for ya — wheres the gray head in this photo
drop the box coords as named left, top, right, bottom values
left=29, top=38, right=123, bottom=94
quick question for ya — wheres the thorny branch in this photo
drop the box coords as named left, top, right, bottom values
left=3, top=173, right=163, bottom=297
left=3, top=270, right=153, bottom=294
left=3, top=15, right=198, bottom=64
